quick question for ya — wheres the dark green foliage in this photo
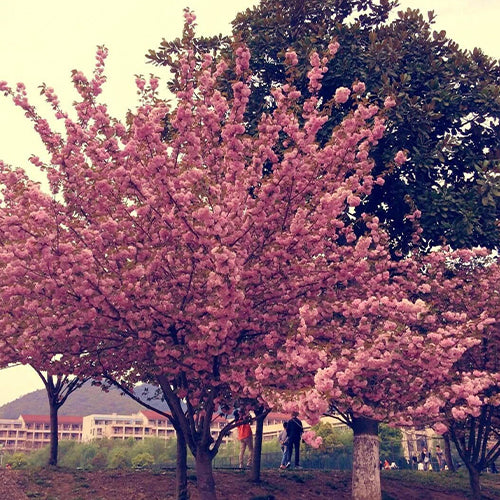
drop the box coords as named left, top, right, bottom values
left=148, top=0, right=500, bottom=252
left=231, top=1, right=500, bottom=252
left=27, top=437, right=176, bottom=470
left=108, top=448, right=131, bottom=469
left=311, top=421, right=353, bottom=454
left=131, top=452, right=155, bottom=468
left=379, top=424, right=403, bottom=461
left=6, top=451, right=28, bottom=468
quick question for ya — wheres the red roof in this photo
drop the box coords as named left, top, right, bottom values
left=140, top=410, right=169, bottom=421
left=267, top=411, right=290, bottom=420
left=20, top=415, right=83, bottom=425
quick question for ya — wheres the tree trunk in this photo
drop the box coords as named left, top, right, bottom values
left=48, top=399, right=59, bottom=466
left=443, top=433, right=455, bottom=472
left=195, top=448, right=217, bottom=500
left=176, top=430, right=189, bottom=500
left=468, top=465, right=482, bottom=500
left=351, top=417, right=380, bottom=500
left=251, top=411, right=265, bottom=482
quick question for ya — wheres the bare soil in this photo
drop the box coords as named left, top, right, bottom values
left=1, top=467, right=499, bottom=499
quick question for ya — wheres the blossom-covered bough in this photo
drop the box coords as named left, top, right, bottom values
left=0, top=9, right=496, bottom=500
left=416, top=249, right=500, bottom=499
left=253, top=224, right=499, bottom=499
left=251, top=211, right=489, bottom=497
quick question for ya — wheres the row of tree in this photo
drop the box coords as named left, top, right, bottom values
left=0, top=1, right=499, bottom=499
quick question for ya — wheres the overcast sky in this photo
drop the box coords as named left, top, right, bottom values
left=0, top=0, right=499, bottom=408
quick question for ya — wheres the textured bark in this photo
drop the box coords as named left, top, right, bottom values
left=176, top=431, right=188, bottom=500
left=251, top=409, right=268, bottom=483
left=468, top=466, right=482, bottom=500
left=195, top=449, right=217, bottom=500
left=48, top=400, right=59, bottom=467
left=443, top=433, right=456, bottom=472
left=351, top=417, right=381, bottom=500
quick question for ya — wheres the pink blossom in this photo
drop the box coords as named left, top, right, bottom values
left=334, top=87, right=351, bottom=104
left=183, top=8, right=196, bottom=24
left=328, top=41, right=340, bottom=56
left=235, top=45, right=251, bottom=75
left=394, top=150, right=407, bottom=166
left=352, top=82, right=366, bottom=94
left=433, top=422, right=448, bottom=435
left=302, top=430, right=323, bottom=448
left=149, top=77, right=159, bottom=91
left=285, top=50, right=299, bottom=66
left=347, top=194, right=361, bottom=207
left=384, top=96, right=396, bottom=108
left=135, top=77, right=146, bottom=91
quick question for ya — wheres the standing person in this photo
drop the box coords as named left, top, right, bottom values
left=435, top=445, right=446, bottom=471
left=421, top=447, right=431, bottom=471
left=285, top=411, right=304, bottom=469
left=234, top=410, right=253, bottom=469
left=278, top=421, right=289, bottom=469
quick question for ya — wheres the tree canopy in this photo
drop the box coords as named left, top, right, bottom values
left=1, top=5, right=499, bottom=500
left=0, top=10, right=410, bottom=498
left=148, top=0, right=500, bottom=253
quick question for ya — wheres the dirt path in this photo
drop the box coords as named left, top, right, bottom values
left=0, top=470, right=28, bottom=500
left=0, top=468, right=494, bottom=500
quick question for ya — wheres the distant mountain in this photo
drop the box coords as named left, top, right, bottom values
left=0, top=382, right=169, bottom=419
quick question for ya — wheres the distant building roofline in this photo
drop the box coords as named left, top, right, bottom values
left=20, top=415, right=83, bottom=424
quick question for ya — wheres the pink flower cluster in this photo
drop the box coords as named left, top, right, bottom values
left=302, top=430, right=323, bottom=449
left=334, top=87, right=351, bottom=104
left=285, top=49, right=299, bottom=66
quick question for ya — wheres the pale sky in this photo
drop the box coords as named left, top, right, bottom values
left=0, top=0, right=499, bottom=408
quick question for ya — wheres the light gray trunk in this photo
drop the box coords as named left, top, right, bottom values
left=351, top=417, right=381, bottom=500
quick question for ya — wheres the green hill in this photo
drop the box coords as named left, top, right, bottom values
left=0, top=383, right=168, bottom=418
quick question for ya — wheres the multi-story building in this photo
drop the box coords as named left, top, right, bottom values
left=0, top=415, right=83, bottom=452
left=82, top=411, right=176, bottom=441
left=81, top=410, right=292, bottom=443
left=0, top=410, right=314, bottom=452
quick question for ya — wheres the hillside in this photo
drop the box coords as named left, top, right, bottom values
left=0, top=383, right=168, bottom=418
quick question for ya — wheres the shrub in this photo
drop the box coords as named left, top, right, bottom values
left=26, top=447, right=50, bottom=467
left=90, top=451, right=108, bottom=470
left=9, top=452, right=28, bottom=469
left=60, top=443, right=98, bottom=469
left=108, top=448, right=131, bottom=469
left=132, top=452, right=155, bottom=468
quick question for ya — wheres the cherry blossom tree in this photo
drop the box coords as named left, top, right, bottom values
left=413, top=249, right=500, bottom=499
left=0, top=10, right=412, bottom=499
left=255, top=239, right=499, bottom=500
left=250, top=220, right=484, bottom=498
left=0, top=178, right=88, bottom=467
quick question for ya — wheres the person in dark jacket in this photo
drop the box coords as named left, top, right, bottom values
left=285, top=411, right=303, bottom=468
